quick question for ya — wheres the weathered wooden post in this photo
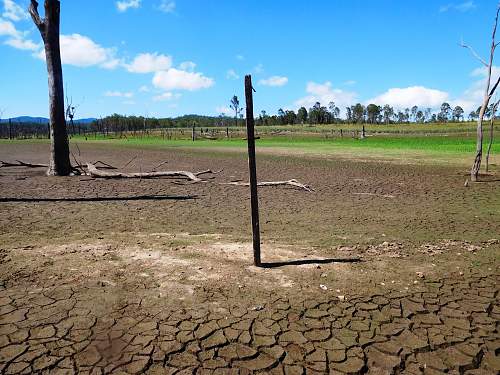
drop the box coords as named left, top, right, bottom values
left=244, top=75, right=261, bottom=267
left=192, top=123, right=196, bottom=142
left=8, top=119, right=12, bottom=140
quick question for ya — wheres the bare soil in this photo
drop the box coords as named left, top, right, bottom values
left=0, top=142, right=499, bottom=373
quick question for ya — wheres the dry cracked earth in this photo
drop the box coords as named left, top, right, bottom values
left=1, top=143, right=499, bottom=374
left=1, top=271, right=499, bottom=374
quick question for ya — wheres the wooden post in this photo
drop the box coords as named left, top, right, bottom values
left=8, top=119, right=12, bottom=140
left=192, top=124, right=196, bottom=141
left=244, top=75, right=261, bottom=267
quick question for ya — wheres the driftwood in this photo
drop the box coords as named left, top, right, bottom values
left=0, top=160, right=48, bottom=168
left=222, top=179, right=313, bottom=192
left=86, top=162, right=216, bottom=182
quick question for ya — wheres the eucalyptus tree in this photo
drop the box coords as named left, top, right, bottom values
left=230, top=95, right=241, bottom=126
left=366, top=104, right=381, bottom=124
left=382, top=104, right=394, bottom=124
left=297, top=107, right=308, bottom=124
left=452, top=106, right=464, bottom=122
left=29, top=0, right=71, bottom=175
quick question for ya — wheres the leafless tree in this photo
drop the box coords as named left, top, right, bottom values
left=486, top=99, right=499, bottom=172
left=29, top=0, right=71, bottom=176
left=461, top=2, right=500, bottom=182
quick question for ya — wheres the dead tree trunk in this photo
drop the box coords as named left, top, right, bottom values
left=29, top=0, right=71, bottom=176
left=486, top=100, right=499, bottom=172
left=462, top=4, right=500, bottom=182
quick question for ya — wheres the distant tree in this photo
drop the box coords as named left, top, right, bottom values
left=404, top=108, right=410, bottom=123
left=284, top=110, right=297, bottom=125
left=452, top=106, right=464, bottom=122
left=366, top=104, right=381, bottom=124
left=29, top=0, right=71, bottom=175
left=424, top=108, right=432, bottom=122
left=411, top=105, right=418, bottom=122
left=382, top=104, right=394, bottom=124
left=352, top=103, right=365, bottom=123
left=328, top=102, right=340, bottom=123
left=416, top=110, right=424, bottom=123
left=309, top=102, right=328, bottom=124
left=230, top=95, right=241, bottom=126
left=468, top=111, right=477, bottom=121
left=297, top=107, right=308, bottom=124
left=346, top=107, right=353, bottom=123
left=438, top=102, right=451, bottom=122
left=278, top=108, right=286, bottom=124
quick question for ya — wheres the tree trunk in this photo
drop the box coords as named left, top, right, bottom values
left=29, top=0, right=71, bottom=176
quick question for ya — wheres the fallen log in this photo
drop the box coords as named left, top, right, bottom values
left=86, top=162, right=215, bottom=182
left=221, top=179, right=313, bottom=192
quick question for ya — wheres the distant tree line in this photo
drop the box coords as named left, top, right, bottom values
left=255, top=102, right=498, bottom=126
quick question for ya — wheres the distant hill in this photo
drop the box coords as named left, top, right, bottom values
left=0, top=117, right=97, bottom=124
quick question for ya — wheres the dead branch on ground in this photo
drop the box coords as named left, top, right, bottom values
left=0, top=160, right=48, bottom=168
left=86, top=162, right=217, bottom=182
left=221, top=179, right=313, bottom=192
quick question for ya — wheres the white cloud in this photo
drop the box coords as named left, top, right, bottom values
left=126, top=52, right=172, bottom=73
left=259, top=76, right=288, bottom=87
left=2, top=0, right=28, bottom=21
left=153, top=92, right=181, bottom=101
left=295, top=81, right=357, bottom=109
left=254, top=63, right=264, bottom=74
left=158, top=0, right=175, bottom=13
left=139, top=85, right=150, bottom=92
left=343, top=80, right=356, bottom=86
left=5, top=37, right=39, bottom=50
left=440, top=1, right=475, bottom=13
left=36, top=34, right=120, bottom=69
left=236, top=54, right=244, bottom=61
left=179, top=61, right=196, bottom=71
left=116, top=0, right=141, bottom=12
left=104, top=91, right=134, bottom=98
left=152, top=68, right=214, bottom=91
left=0, top=17, right=20, bottom=37
left=226, top=69, right=239, bottom=80
left=367, top=86, right=449, bottom=109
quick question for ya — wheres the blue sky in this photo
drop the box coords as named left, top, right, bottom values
left=0, top=0, right=498, bottom=118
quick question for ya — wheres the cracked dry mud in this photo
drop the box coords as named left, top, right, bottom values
left=0, top=272, right=499, bottom=374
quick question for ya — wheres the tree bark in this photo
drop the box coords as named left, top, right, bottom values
left=29, top=0, right=71, bottom=176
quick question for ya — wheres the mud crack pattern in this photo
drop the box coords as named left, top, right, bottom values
left=0, top=272, right=498, bottom=374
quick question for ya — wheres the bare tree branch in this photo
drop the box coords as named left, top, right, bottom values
left=460, top=41, right=488, bottom=67
left=28, top=0, right=45, bottom=33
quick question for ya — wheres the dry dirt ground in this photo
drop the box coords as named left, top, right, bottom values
left=0, top=142, right=499, bottom=374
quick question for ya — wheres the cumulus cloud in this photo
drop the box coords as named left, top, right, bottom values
left=158, top=0, right=175, bottom=13
left=439, top=1, right=475, bottom=13
left=179, top=61, right=196, bottom=71
left=226, top=69, right=239, bottom=80
left=104, top=91, right=134, bottom=98
left=35, top=34, right=120, bottom=69
left=153, top=92, right=181, bottom=102
left=2, top=0, right=28, bottom=21
left=295, top=81, right=357, bottom=109
left=0, top=17, right=20, bottom=37
left=126, top=52, right=172, bottom=73
left=259, top=76, right=288, bottom=87
left=116, top=0, right=141, bottom=12
left=5, top=37, right=39, bottom=50
left=152, top=68, right=214, bottom=91
left=367, top=86, right=450, bottom=109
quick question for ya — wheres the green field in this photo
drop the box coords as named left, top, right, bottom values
left=3, top=122, right=499, bottom=167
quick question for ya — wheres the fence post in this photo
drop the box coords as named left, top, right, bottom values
left=244, top=75, right=261, bottom=267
